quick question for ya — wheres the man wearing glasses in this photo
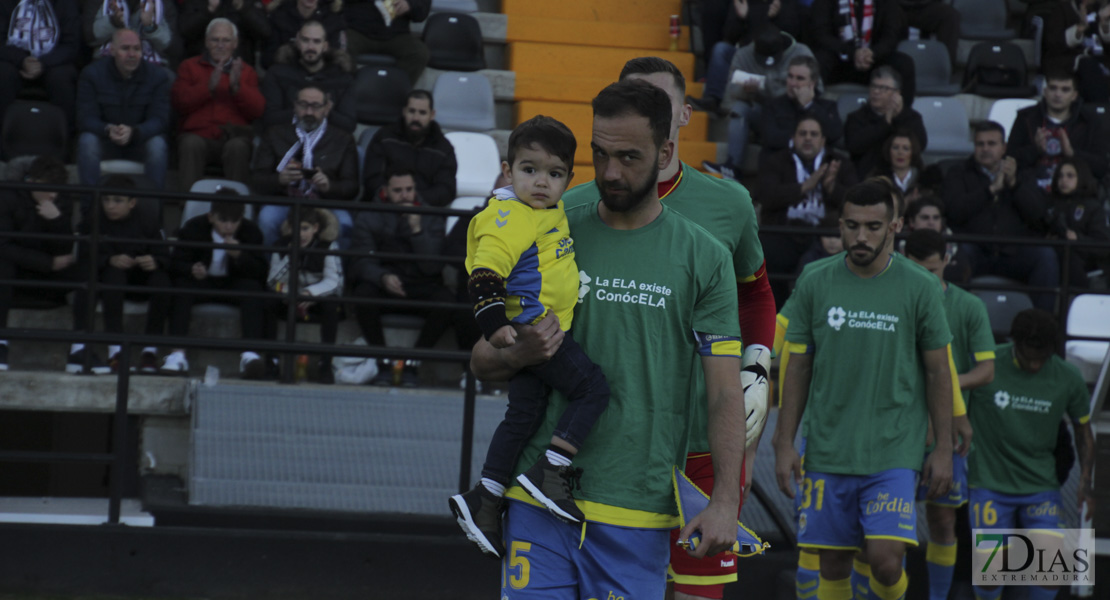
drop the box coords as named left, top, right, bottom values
left=844, top=66, right=928, bottom=180
left=252, top=84, right=360, bottom=246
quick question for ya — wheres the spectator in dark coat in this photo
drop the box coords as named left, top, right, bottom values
left=344, top=0, right=429, bottom=85
left=1007, top=70, right=1109, bottom=187
left=943, top=121, right=1059, bottom=311
left=0, top=156, right=76, bottom=370
left=1040, top=0, right=1110, bottom=103
left=75, top=28, right=171, bottom=191
left=898, top=0, right=959, bottom=68
left=759, top=54, right=841, bottom=157
left=844, top=65, right=927, bottom=180
left=261, top=20, right=356, bottom=132
left=809, top=0, right=915, bottom=100
left=1044, top=156, right=1110, bottom=288
left=349, top=167, right=474, bottom=384
left=362, top=90, right=457, bottom=207
left=252, top=84, right=359, bottom=245
left=757, top=114, right=857, bottom=308
left=0, top=0, right=80, bottom=128
left=178, top=0, right=271, bottom=67
left=261, top=0, right=343, bottom=68
left=161, top=192, right=269, bottom=374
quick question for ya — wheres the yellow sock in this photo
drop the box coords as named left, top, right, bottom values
left=870, top=570, right=908, bottom=600
left=925, top=541, right=957, bottom=566
left=851, top=558, right=871, bottom=600
left=817, top=576, right=852, bottom=600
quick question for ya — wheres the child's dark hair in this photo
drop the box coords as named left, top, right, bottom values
left=211, top=203, right=245, bottom=222
left=286, top=207, right=325, bottom=230
left=905, top=195, right=946, bottom=223
left=506, top=115, right=577, bottom=171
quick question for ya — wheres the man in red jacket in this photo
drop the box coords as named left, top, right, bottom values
left=172, top=17, right=264, bottom=191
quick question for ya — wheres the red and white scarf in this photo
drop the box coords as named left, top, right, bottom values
left=97, top=0, right=167, bottom=65
left=789, top=147, right=828, bottom=226
left=839, top=0, right=873, bottom=48
left=6, top=0, right=59, bottom=57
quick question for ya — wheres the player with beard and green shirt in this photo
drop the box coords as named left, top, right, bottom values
left=470, top=79, right=746, bottom=599
left=563, top=57, right=776, bottom=600
left=966, top=309, right=1093, bottom=600
left=773, top=180, right=955, bottom=600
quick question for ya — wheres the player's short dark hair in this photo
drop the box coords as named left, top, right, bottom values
left=861, top=175, right=903, bottom=218
left=905, top=195, right=946, bottom=223
left=26, top=156, right=67, bottom=184
left=507, top=115, right=577, bottom=171
left=592, top=79, right=672, bottom=149
left=101, top=173, right=136, bottom=192
left=384, top=165, right=417, bottom=184
left=973, top=120, right=1006, bottom=139
left=1011, top=309, right=1059, bottom=356
left=406, top=89, right=434, bottom=111
left=904, top=228, right=947, bottom=262
left=844, top=179, right=895, bottom=220
left=620, top=56, right=686, bottom=95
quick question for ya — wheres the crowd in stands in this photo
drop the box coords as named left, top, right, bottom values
left=0, top=0, right=486, bottom=382
left=696, top=0, right=1110, bottom=311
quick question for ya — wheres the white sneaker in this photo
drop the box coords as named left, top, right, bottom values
left=160, top=351, right=189, bottom=374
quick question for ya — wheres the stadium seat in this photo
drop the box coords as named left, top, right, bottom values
left=970, top=275, right=1034, bottom=342
left=445, top=196, right=487, bottom=236
left=953, top=0, right=1016, bottom=41
left=432, top=72, right=496, bottom=132
left=912, top=96, right=973, bottom=156
left=836, top=92, right=869, bottom=125
left=445, top=131, right=500, bottom=197
left=181, top=179, right=253, bottom=227
left=431, top=0, right=478, bottom=11
left=354, top=53, right=398, bottom=68
left=963, top=42, right=1038, bottom=99
left=354, top=66, right=412, bottom=125
left=1, top=100, right=68, bottom=161
left=1066, top=294, right=1110, bottom=385
left=356, top=125, right=382, bottom=182
left=897, top=40, right=959, bottom=96
left=987, top=98, right=1038, bottom=142
left=423, top=12, right=486, bottom=71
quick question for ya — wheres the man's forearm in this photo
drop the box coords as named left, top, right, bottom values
left=704, top=356, right=744, bottom=506
left=925, top=349, right=954, bottom=453
left=1076, top=422, right=1095, bottom=484
left=957, top=360, right=994, bottom=391
left=773, top=350, right=811, bottom=450
left=469, top=338, right=519, bottom=382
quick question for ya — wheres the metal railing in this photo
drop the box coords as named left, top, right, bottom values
left=0, top=180, right=483, bottom=523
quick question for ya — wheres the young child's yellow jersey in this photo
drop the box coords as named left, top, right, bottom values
left=466, top=189, right=578, bottom=331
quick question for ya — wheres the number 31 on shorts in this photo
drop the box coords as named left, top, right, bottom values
left=799, top=477, right=825, bottom=510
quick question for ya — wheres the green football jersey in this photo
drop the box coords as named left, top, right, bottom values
left=967, top=344, right=1090, bottom=495
left=782, top=252, right=952, bottom=475
left=944, top=283, right=996, bottom=376
left=563, top=163, right=763, bottom=453
left=509, top=202, right=740, bottom=524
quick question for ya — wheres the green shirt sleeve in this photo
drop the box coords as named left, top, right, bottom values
left=916, top=275, right=953, bottom=351
left=782, top=271, right=814, bottom=347
left=966, top=294, right=997, bottom=361
left=692, top=241, right=741, bottom=338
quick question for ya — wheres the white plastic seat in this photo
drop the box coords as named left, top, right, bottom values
left=445, top=131, right=501, bottom=197
left=912, top=96, right=973, bottom=156
left=1066, top=294, right=1110, bottom=384
left=987, top=98, right=1038, bottom=142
